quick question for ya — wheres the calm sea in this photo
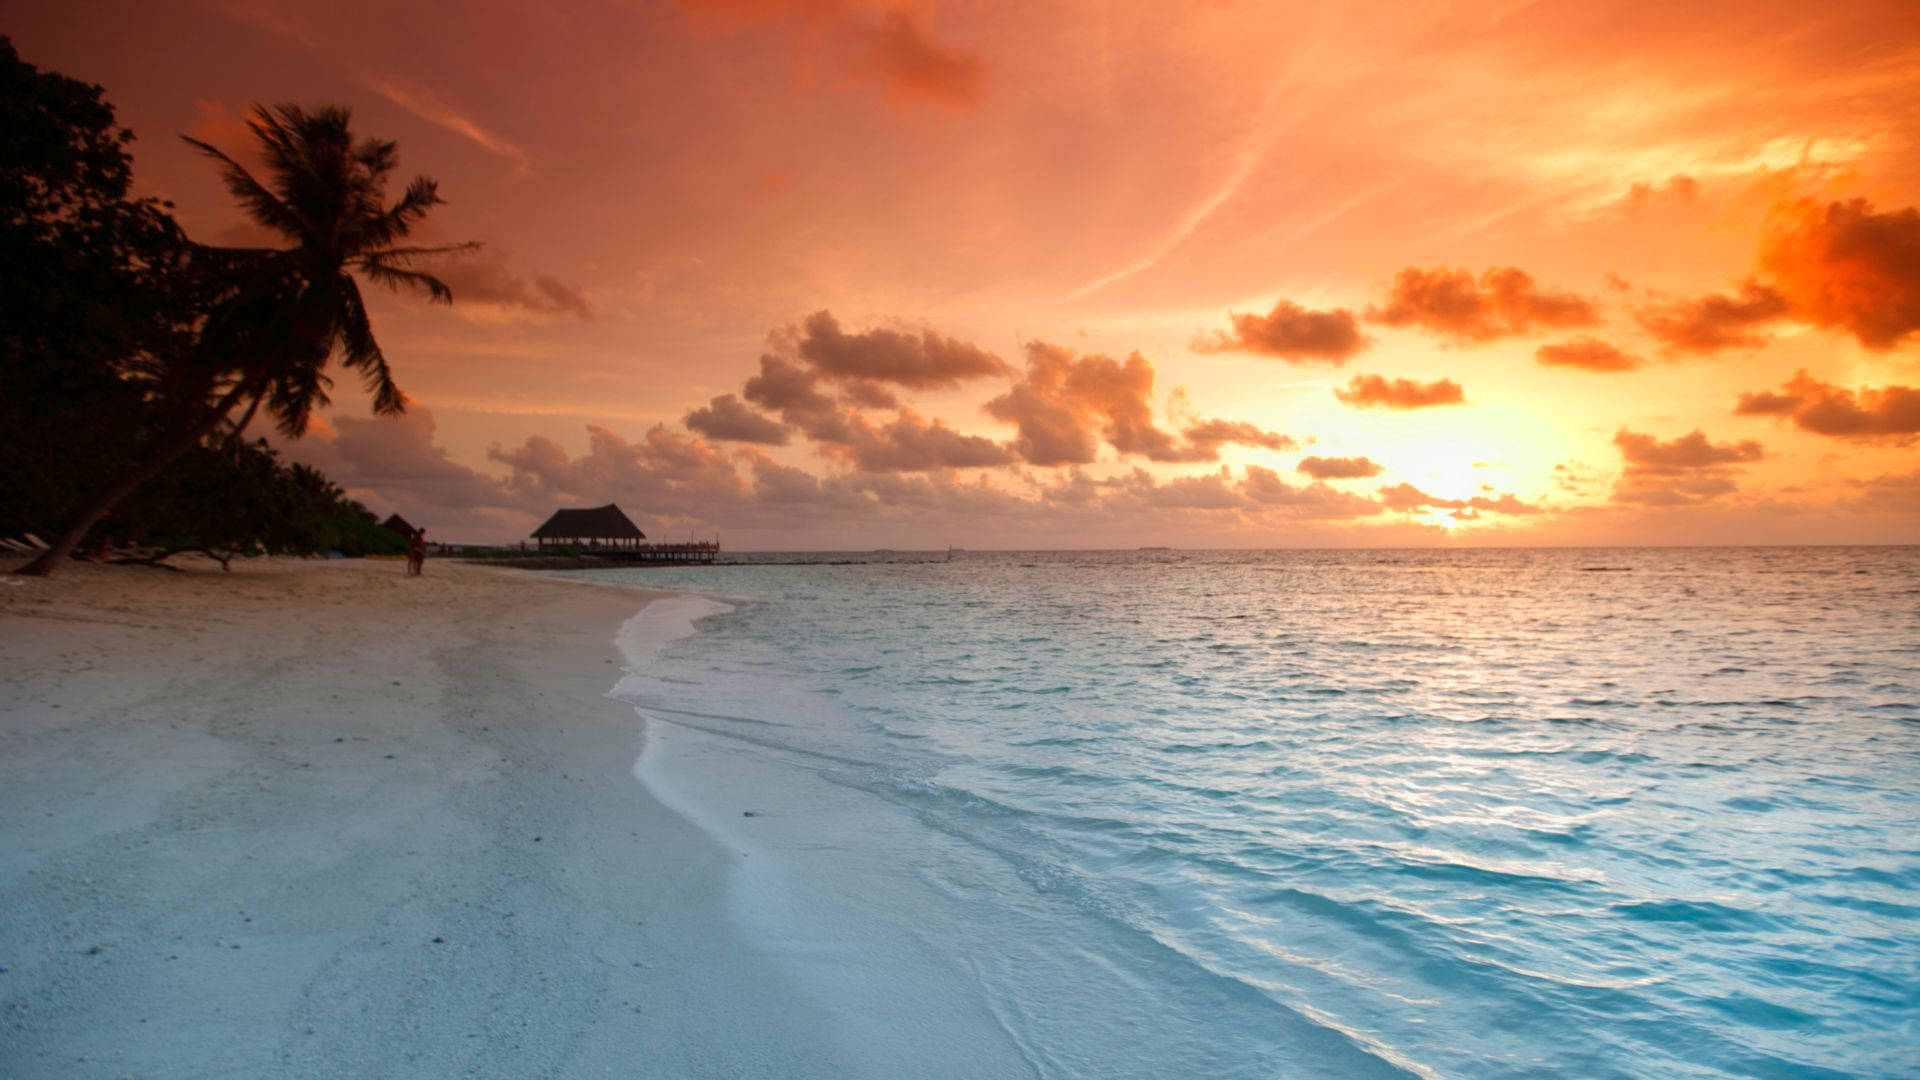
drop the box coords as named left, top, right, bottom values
left=587, top=548, right=1919, bottom=1079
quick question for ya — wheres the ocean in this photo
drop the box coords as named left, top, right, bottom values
left=586, top=548, right=1919, bottom=1079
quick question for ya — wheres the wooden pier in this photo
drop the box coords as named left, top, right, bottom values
left=567, top=541, right=719, bottom=565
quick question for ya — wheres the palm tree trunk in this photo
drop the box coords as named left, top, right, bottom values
left=16, top=380, right=260, bottom=577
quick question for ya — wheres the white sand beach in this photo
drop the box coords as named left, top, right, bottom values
left=0, top=558, right=850, bottom=1078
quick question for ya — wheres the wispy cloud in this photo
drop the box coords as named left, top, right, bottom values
left=361, top=76, right=527, bottom=170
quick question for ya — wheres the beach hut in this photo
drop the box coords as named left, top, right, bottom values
left=531, top=504, right=646, bottom=551
left=379, top=513, right=418, bottom=539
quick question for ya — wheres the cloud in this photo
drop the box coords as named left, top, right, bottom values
left=1377, top=483, right=1543, bottom=515
left=1181, top=420, right=1297, bottom=451
left=851, top=10, right=985, bottom=109
left=826, top=408, right=1015, bottom=472
left=1535, top=337, right=1644, bottom=372
left=361, top=76, right=527, bottom=167
left=684, top=393, right=791, bottom=444
left=983, top=342, right=1229, bottom=465
left=430, top=257, right=594, bottom=320
left=674, top=1, right=984, bottom=111
left=1634, top=281, right=1788, bottom=353
left=1733, top=370, right=1920, bottom=442
left=794, top=310, right=1010, bottom=389
left=1366, top=266, right=1598, bottom=342
left=1297, top=455, right=1383, bottom=480
left=1333, top=374, right=1465, bottom=409
left=1242, top=466, right=1383, bottom=518
left=490, top=424, right=750, bottom=518
left=1611, top=428, right=1764, bottom=505
left=1758, top=197, right=1920, bottom=350
left=1620, top=174, right=1699, bottom=213
left=1191, top=299, right=1369, bottom=364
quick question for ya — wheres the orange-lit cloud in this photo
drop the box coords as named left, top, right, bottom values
left=361, top=76, right=526, bottom=167
left=1333, top=374, right=1465, bottom=409
left=1378, top=483, right=1543, bottom=515
left=1191, top=299, right=1369, bottom=364
left=1535, top=337, right=1643, bottom=372
left=1297, top=455, right=1383, bottom=480
left=1611, top=429, right=1764, bottom=506
left=983, top=342, right=1265, bottom=466
left=1635, top=282, right=1788, bottom=354
left=1733, top=370, right=1920, bottom=441
left=1182, top=419, right=1297, bottom=452
left=673, top=0, right=983, bottom=110
left=1367, top=267, right=1598, bottom=342
left=1758, top=197, right=1920, bottom=350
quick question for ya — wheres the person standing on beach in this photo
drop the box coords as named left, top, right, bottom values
left=408, top=527, right=427, bottom=576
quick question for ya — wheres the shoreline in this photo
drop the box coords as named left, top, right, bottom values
left=0, top=557, right=850, bottom=1078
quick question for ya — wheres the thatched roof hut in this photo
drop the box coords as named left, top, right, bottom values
left=380, top=513, right=418, bottom=538
left=531, top=504, right=646, bottom=549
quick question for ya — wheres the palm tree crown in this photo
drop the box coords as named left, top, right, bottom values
left=183, top=104, right=473, bottom=435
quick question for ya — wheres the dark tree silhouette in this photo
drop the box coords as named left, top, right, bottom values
left=19, top=103, right=472, bottom=575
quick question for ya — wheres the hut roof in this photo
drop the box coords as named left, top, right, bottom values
left=380, top=513, right=417, bottom=537
left=532, top=503, right=645, bottom=540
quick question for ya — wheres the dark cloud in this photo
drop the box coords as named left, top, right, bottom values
left=684, top=393, right=790, bottom=445
left=1297, top=455, right=1383, bottom=480
left=1366, top=266, right=1598, bottom=342
left=1181, top=420, right=1297, bottom=451
left=1634, top=281, right=1788, bottom=354
left=1191, top=299, right=1369, bottom=364
left=1733, top=370, right=1920, bottom=441
left=1759, top=198, right=1920, bottom=350
left=1611, top=428, right=1764, bottom=505
left=430, top=257, right=594, bottom=319
left=1333, top=374, right=1465, bottom=409
left=1535, top=337, right=1644, bottom=372
left=795, top=309, right=1010, bottom=389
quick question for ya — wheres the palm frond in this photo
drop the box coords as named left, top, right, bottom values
left=179, top=135, right=308, bottom=242
left=356, top=258, right=455, bottom=303
left=338, top=276, right=406, bottom=415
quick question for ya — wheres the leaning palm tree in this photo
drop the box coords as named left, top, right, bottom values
left=21, top=104, right=472, bottom=575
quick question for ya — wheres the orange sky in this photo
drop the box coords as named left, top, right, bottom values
left=14, top=1, right=1920, bottom=547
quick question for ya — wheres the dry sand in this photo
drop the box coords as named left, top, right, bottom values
left=0, top=557, right=850, bottom=1078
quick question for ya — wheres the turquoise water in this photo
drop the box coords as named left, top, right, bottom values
left=592, top=548, right=1919, bottom=1079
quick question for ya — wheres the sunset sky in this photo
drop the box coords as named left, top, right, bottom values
left=13, top=1, right=1919, bottom=547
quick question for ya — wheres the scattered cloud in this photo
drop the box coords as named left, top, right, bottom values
left=1733, top=370, right=1920, bottom=441
left=1366, top=266, right=1598, bottom=342
left=1634, top=281, right=1788, bottom=354
left=794, top=309, right=1010, bottom=389
left=1297, top=455, right=1383, bottom=480
left=983, top=342, right=1243, bottom=465
left=825, top=407, right=1015, bottom=472
left=430, top=257, right=594, bottom=320
left=1181, top=419, right=1297, bottom=451
left=1611, top=428, right=1764, bottom=505
left=1242, top=466, right=1383, bottom=518
left=1191, top=299, right=1369, bottom=364
left=1377, top=483, right=1543, bottom=514
left=1758, top=197, right=1920, bottom=350
left=1620, top=174, right=1700, bottom=213
left=684, top=393, right=791, bottom=445
left=1536, top=337, right=1644, bottom=372
left=1333, top=374, right=1465, bottom=409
